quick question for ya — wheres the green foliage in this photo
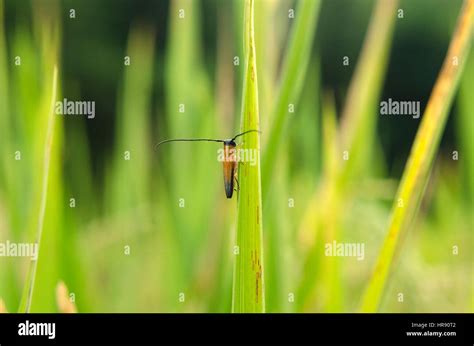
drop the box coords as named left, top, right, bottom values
left=360, top=0, right=474, bottom=312
left=0, top=0, right=471, bottom=314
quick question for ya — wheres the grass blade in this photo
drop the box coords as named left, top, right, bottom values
left=261, top=0, right=321, bottom=199
left=20, top=65, right=59, bottom=312
left=296, top=0, right=398, bottom=310
left=458, top=54, right=474, bottom=204
left=360, top=0, right=474, bottom=312
left=232, top=0, right=264, bottom=313
left=339, top=0, right=399, bottom=178
left=0, top=0, right=16, bottom=309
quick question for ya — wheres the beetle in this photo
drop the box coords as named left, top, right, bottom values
left=155, top=130, right=259, bottom=199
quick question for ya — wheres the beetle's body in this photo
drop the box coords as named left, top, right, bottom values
left=223, top=140, right=237, bottom=198
left=155, top=130, right=259, bottom=199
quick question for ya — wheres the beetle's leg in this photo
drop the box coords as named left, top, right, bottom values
left=234, top=178, right=240, bottom=191
left=234, top=170, right=240, bottom=192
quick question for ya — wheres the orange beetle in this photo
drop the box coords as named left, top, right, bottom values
left=155, top=130, right=259, bottom=199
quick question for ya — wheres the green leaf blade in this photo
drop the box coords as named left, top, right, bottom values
left=232, top=0, right=265, bottom=313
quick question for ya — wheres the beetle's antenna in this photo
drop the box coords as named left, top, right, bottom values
left=155, top=130, right=261, bottom=150
left=231, top=129, right=261, bottom=142
left=155, top=138, right=225, bottom=150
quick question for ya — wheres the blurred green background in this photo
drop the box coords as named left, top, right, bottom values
left=0, top=0, right=472, bottom=312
